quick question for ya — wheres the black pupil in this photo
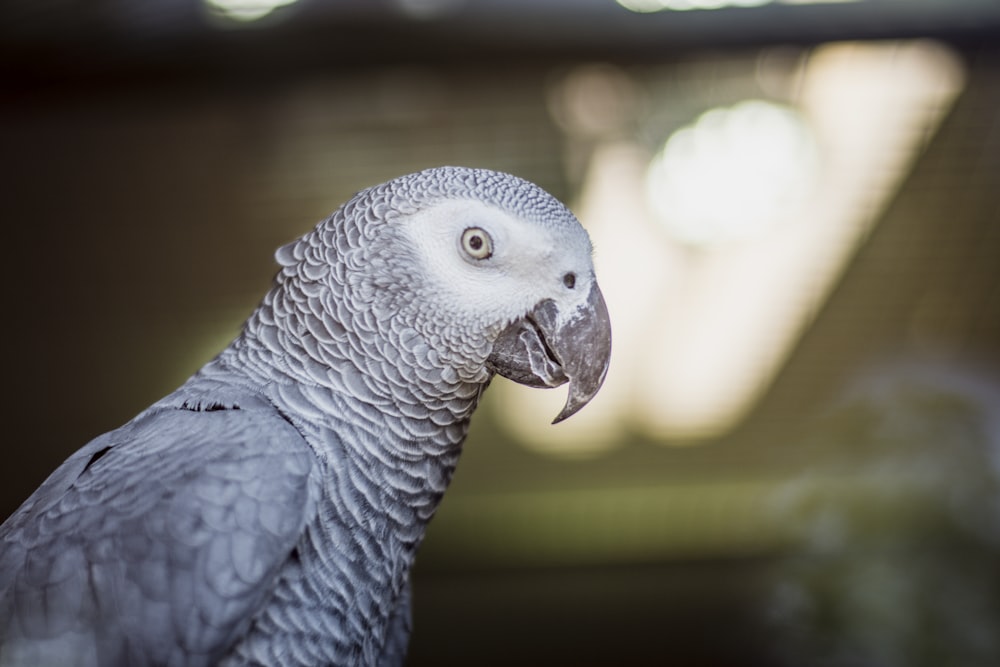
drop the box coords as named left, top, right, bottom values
left=563, top=273, right=576, bottom=289
left=468, top=234, right=483, bottom=250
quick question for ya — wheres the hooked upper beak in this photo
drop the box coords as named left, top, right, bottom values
left=486, top=282, right=612, bottom=424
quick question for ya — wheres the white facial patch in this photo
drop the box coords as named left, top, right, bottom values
left=401, top=199, right=566, bottom=323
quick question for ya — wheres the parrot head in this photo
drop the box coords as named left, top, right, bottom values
left=389, top=167, right=611, bottom=423
left=277, top=166, right=612, bottom=424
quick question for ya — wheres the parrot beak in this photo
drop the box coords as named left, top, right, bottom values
left=487, top=282, right=612, bottom=424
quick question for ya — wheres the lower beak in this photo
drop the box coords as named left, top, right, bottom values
left=486, top=283, right=612, bottom=423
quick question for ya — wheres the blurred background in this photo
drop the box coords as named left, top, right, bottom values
left=3, top=0, right=1000, bottom=664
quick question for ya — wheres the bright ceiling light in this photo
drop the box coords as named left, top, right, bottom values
left=616, top=0, right=754, bottom=11
left=394, top=0, right=465, bottom=20
left=616, top=0, right=860, bottom=12
left=646, top=100, right=820, bottom=246
left=204, top=0, right=299, bottom=22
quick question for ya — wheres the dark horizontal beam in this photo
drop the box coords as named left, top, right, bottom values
left=2, top=0, right=999, bottom=89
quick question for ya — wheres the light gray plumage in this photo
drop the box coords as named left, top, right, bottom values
left=0, top=166, right=611, bottom=667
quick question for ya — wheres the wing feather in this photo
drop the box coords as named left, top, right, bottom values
left=0, top=401, right=316, bottom=667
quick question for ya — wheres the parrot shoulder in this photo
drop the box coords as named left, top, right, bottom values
left=0, top=393, right=318, bottom=666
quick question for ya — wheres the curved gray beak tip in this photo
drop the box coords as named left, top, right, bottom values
left=485, top=281, right=612, bottom=424
left=550, top=283, right=612, bottom=424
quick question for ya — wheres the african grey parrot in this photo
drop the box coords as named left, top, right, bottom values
left=0, top=166, right=612, bottom=667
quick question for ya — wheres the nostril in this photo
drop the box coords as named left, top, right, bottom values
left=563, top=272, right=576, bottom=289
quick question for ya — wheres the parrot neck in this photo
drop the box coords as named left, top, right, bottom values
left=191, top=277, right=490, bottom=575
left=199, top=290, right=485, bottom=521
left=228, top=281, right=488, bottom=445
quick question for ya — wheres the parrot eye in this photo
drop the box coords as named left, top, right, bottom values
left=461, top=227, right=493, bottom=260
left=563, top=272, right=576, bottom=289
